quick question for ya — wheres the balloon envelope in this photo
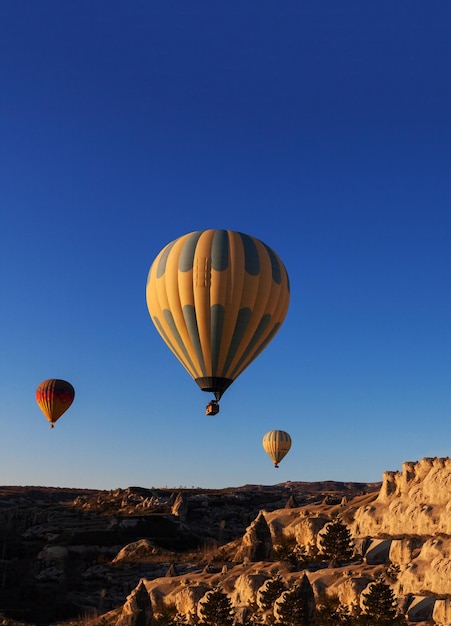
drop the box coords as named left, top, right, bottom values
left=146, top=229, right=290, bottom=401
left=262, top=430, right=292, bottom=467
left=36, top=379, right=75, bottom=427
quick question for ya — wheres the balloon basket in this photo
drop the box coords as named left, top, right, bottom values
left=206, top=401, right=220, bottom=416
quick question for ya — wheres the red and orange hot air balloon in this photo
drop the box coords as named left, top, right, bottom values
left=36, top=379, right=75, bottom=428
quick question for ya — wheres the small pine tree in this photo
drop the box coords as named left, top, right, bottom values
left=274, top=575, right=316, bottom=626
left=198, top=585, right=235, bottom=626
left=259, top=573, right=288, bottom=610
left=318, top=518, right=354, bottom=566
left=361, top=576, right=406, bottom=625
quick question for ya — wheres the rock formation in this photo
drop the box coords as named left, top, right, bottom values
left=234, top=511, right=273, bottom=562
left=285, top=495, right=299, bottom=508
left=350, top=457, right=451, bottom=617
left=116, top=580, right=153, bottom=626
left=175, top=582, right=211, bottom=619
left=172, top=492, right=188, bottom=519
left=230, top=571, right=270, bottom=606
left=112, top=539, right=157, bottom=563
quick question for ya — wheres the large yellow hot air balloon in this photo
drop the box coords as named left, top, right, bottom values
left=36, top=379, right=75, bottom=428
left=262, top=430, right=292, bottom=467
left=146, top=229, right=290, bottom=414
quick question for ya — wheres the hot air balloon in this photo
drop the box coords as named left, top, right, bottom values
left=36, top=379, right=75, bottom=428
left=262, top=430, right=292, bottom=467
left=146, top=229, right=290, bottom=414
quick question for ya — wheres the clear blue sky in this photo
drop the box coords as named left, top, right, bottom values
left=1, top=2, right=450, bottom=490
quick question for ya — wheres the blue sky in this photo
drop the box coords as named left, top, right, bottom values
left=1, top=2, right=450, bottom=490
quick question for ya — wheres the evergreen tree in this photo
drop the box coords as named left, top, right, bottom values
left=198, top=585, right=235, bottom=626
left=274, top=574, right=316, bottom=626
left=318, top=518, right=354, bottom=566
left=361, top=576, right=406, bottom=625
left=259, top=572, right=287, bottom=610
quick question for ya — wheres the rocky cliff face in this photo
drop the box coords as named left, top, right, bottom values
left=350, top=457, right=451, bottom=617
left=355, top=457, right=451, bottom=535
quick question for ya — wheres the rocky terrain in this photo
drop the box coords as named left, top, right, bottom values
left=1, top=458, right=451, bottom=625
left=0, top=480, right=374, bottom=624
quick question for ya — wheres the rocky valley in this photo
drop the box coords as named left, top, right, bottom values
left=0, top=458, right=450, bottom=625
